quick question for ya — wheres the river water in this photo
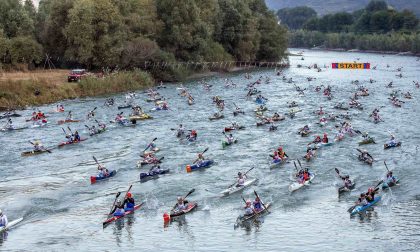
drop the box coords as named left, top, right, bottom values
left=1, top=49, right=420, bottom=251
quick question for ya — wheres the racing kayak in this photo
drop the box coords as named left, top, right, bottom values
left=117, top=104, right=132, bottom=110
left=254, top=107, right=268, bottom=113
left=144, top=148, right=160, bottom=156
left=224, top=126, right=245, bottom=132
left=151, top=107, right=168, bottom=111
left=299, top=130, right=311, bottom=137
left=233, top=110, right=245, bottom=116
left=140, top=169, right=170, bottom=182
left=57, top=119, right=80, bottom=125
left=289, top=174, right=315, bottom=192
left=209, top=114, right=224, bottom=120
left=338, top=182, right=356, bottom=195
left=358, top=137, right=375, bottom=145
left=384, top=141, right=401, bottom=149
left=220, top=178, right=258, bottom=196
left=0, top=126, right=28, bottom=132
left=90, top=170, right=117, bottom=184
left=89, top=127, right=106, bottom=136
left=129, top=114, right=153, bottom=121
left=0, top=113, right=21, bottom=120
left=0, top=217, right=23, bottom=233
left=314, top=142, right=333, bottom=149
left=222, top=139, right=238, bottom=148
left=58, top=138, right=87, bottom=147
left=21, top=149, right=51, bottom=156
left=236, top=203, right=271, bottom=223
left=382, top=179, right=399, bottom=190
left=186, top=160, right=214, bottom=172
left=269, top=158, right=287, bottom=169
left=170, top=202, right=198, bottom=219
left=255, top=98, right=266, bottom=104
left=358, top=155, right=373, bottom=165
left=103, top=203, right=144, bottom=226
left=350, top=196, right=381, bottom=216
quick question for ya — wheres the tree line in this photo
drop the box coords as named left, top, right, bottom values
left=0, top=0, right=287, bottom=81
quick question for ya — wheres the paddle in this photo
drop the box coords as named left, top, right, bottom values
left=297, top=159, right=302, bottom=169
left=254, top=190, right=270, bottom=213
left=107, top=191, right=121, bottom=217
left=67, top=126, right=73, bottom=135
left=356, top=148, right=373, bottom=160
left=84, top=125, right=91, bottom=130
left=28, top=140, right=51, bottom=153
left=193, top=147, right=209, bottom=164
left=241, top=196, right=260, bottom=218
left=384, top=161, right=390, bottom=172
left=171, top=189, right=195, bottom=212
left=93, top=156, right=100, bottom=166
left=335, top=168, right=344, bottom=179
left=347, top=180, right=383, bottom=213
left=228, top=167, right=254, bottom=188
left=293, top=161, right=299, bottom=172
left=143, top=137, right=158, bottom=153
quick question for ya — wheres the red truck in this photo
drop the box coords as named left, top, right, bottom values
left=67, top=69, right=87, bottom=82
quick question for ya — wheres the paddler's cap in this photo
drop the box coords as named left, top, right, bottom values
left=246, top=200, right=251, bottom=205
left=127, top=192, right=132, bottom=198
left=177, top=197, right=183, bottom=201
left=238, top=172, right=242, bottom=176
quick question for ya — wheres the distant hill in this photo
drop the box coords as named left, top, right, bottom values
left=265, top=0, right=420, bottom=16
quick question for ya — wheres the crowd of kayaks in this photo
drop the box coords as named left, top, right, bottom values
left=1, top=53, right=417, bottom=234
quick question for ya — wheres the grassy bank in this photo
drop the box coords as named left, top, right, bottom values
left=0, top=70, right=153, bottom=110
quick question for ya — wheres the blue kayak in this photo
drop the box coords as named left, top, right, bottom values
left=382, top=179, right=399, bottom=189
left=384, top=142, right=401, bottom=149
left=186, top=160, right=214, bottom=172
left=255, top=98, right=267, bottom=105
left=140, top=169, right=170, bottom=181
left=90, top=170, right=117, bottom=184
left=350, top=196, right=381, bottom=216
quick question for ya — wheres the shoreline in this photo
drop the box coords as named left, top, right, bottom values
left=290, top=47, right=420, bottom=57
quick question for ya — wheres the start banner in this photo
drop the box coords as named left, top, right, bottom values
left=332, top=63, right=370, bottom=69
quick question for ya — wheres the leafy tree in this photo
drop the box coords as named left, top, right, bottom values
left=0, top=0, right=34, bottom=37
left=9, top=36, right=42, bottom=65
left=366, top=0, right=388, bottom=12
left=277, top=6, right=317, bottom=30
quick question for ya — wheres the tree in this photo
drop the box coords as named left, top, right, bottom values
left=277, top=6, right=317, bottom=30
left=0, top=0, right=34, bottom=37
left=370, top=10, right=392, bottom=33
left=366, top=0, right=388, bottom=12
left=9, top=36, right=42, bottom=65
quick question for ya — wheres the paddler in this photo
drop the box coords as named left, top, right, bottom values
left=175, top=196, right=188, bottom=212
left=356, top=193, right=368, bottom=206
left=322, top=133, right=329, bottom=143
left=97, top=163, right=109, bottom=178
left=194, top=152, right=205, bottom=164
left=236, top=172, right=246, bottom=187
left=385, top=171, right=397, bottom=185
left=4, top=118, right=13, bottom=129
left=89, top=125, right=97, bottom=135
left=253, top=197, right=263, bottom=212
left=177, top=124, right=185, bottom=137
left=244, top=200, right=254, bottom=216
left=123, top=192, right=135, bottom=211
left=226, top=133, right=235, bottom=144
left=111, top=200, right=125, bottom=216
left=305, top=148, right=315, bottom=160
left=66, top=111, right=73, bottom=120
left=387, top=134, right=398, bottom=146
left=277, top=147, right=288, bottom=161
left=115, top=113, right=124, bottom=123
left=272, top=112, right=280, bottom=120
left=87, top=108, right=95, bottom=119
left=359, top=150, right=372, bottom=162
left=33, top=141, right=45, bottom=151
left=72, top=131, right=81, bottom=142
left=149, top=165, right=162, bottom=174
left=339, top=175, right=353, bottom=189
left=57, top=104, right=64, bottom=112
left=0, top=209, right=7, bottom=228
left=188, top=130, right=197, bottom=141
left=366, top=188, right=376, bottom=203
left=309, top=135, right=321, bottom=145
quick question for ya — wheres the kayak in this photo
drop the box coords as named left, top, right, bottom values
left=139, top=169, right=170, bottom=182
left=186, top=160, right=214, bottom=172
left=129, top=114, right=153, bottom=121
left=58, top=138, right=87, bottom=147
left=300, top=130, right=311, bottom=137
left=0, top=113, right=21, bottom=120
left=144, top=148, right=160, bottom=155
left=233, top=110, right=245, bottom=116
left=117, top=104, right=132, bottom=110
left=289, top=174, right=315, bottom=192
left=103, top=203, right=144, bottom=226
left=358, top=137, right=375, bottom=145
left=21, top=149, right=51, bottom=156
left=237, top=203, right=271, bottom=223
left=151, top=107, right=168, bottom=111
left=222, top=139, right=238, bottom=148
left=254, top=107, right=268, bottom=113
left=272, top=116, right=285, bottom=121
left=269, top=158, right=287, bottom=169
left=350, top=196, right=381, bottom=216
left=90, top=170, right=117, bottom=184
left=0, top=217, right=23, bottom=233
left=255, top=98, right=266, bottom=104
left=89, top=127, right=106, bottom=136
left=170, top=202, right=198, bottom=219
left=382, top=179, right=399, bottom=189
left=57, top=119, right=80, bottom=125
left=209, top=114, right=224, bottom=120
left=315, top=142, right=333, bottom=149
left=384, top=142, right=401, bottom=149
left=146, top=97, right=162, bottom=102
left=256, top=121, right=269, bottom=127
left=358, top=155, right=373, bottom=165
left=224, top=126, right=245, bottom=132
left=338, top=182, right=356, bottom=195
left=116, top=119, right=135, bottom=126
left=220, top=178, right=258, bottom=196
left=31, top=121, right=48, bottom=128
left=137, top=158, right=162, bottom=168
left=0, top=126, right=28, bottom=132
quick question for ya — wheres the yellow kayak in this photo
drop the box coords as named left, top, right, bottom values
left=129, top=114, right=153, bottom=121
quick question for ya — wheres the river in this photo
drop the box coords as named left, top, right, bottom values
left=1, top=49, right=420, bottom=251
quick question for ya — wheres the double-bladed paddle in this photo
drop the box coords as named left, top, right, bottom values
left=254, top=190, right=270, bottom=213
left=228, top=167, right=254, bottom=188
left=28, top=140, right=51, bottom=153
left=171, top=189, right=195, bottom=212
left=193, top=147, right=209, bottom=164
left=143, top=137, right=157, bottom=153
left=347, top=180, right=383, bottom=213
left=384, top=161, right=390, bottom=172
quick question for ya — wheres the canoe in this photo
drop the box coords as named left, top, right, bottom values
left=237, top=203, right=271, bottom=223
left=90, top=170, right=117, bottom=184
left=129, top=114, right=153, bottom=121
left=0, top=217, right=23, bottom=233
left=269, top=158, right=287, bottom=169
left=0, top=126, right=28, bottom=132
left=117, top=105, right=132, bottom=110
left=288, top=174, right=315, bottom=192
left=58, top=138, right=87, bottom=147
left=103, top=203, right=144, bottom=226
left=384, top=142, right=401, bottom=149
left=0, top=113, right=21, bottom=120
left=220, top=178, right=258, bottom=196
left=350, top=196, right=381, bottom=216
left=338, top=182, right=356, bottom=195
left=170, top=202, right=198, bottom=218
left=358, top=138, right=375, bottom=145
left=139, top=169, right=170, bottom=182
left=222, top=139, right=238, bottom=148
left=57, top=119, right=80, bottom=125
left=89, top=128, right=106, bottom=136
left=209, top=114, right=224, bottom=120
left=382, top=179, right=399, bottom=190
left=21, top=149, right=51, bottom=157
left=186, top=160, right=214, bottom=172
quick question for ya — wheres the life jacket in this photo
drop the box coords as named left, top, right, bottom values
left=322, top=137, right=328, bottom=143
left=303, top=172, right=309, bottom=181
left=279, top=150, right=285, bottom=159
left=113, top=208, right=125, bottom=216
left=253, top=201, right=262, bottom=211
left=125, top=198, right=135, bottom=210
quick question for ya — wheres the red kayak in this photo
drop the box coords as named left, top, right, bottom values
left=57, top=119, right=80, bottom=125
left=103, top=203, right=144, bottom=226
left=58, top=138, right=87, bottom=147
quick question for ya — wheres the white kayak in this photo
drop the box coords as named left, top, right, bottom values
left=0, top=217, right=23, bottom=233
left=220, top=178, right=258, bottom=196
left=288, top=174, right=315, bottom=192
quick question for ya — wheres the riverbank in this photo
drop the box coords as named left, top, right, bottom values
left=0, top=70, right=153, bottom=111
left=304, top=47, right=420, bottom=57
